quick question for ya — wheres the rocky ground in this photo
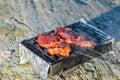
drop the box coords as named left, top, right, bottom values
left=0, top=0, right=120, bottom=80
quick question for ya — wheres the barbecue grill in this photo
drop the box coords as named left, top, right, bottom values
left=19, top=20, right=114, bottom=78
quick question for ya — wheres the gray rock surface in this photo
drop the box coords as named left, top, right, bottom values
left=0, top=0, right=120, bottom=80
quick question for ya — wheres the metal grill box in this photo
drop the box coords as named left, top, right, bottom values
left=19, top=20, right=114, bottom=78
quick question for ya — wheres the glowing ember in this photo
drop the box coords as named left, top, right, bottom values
left=37, top=27, right=96, bottom=57
left=48, top=47, right=71, bottom=57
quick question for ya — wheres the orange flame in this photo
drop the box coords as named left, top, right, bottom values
left=37, top=27, right=96, bottom=57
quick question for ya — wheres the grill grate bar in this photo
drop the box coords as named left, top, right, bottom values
left=77, top=22, right=112, bottom=43
left=75, top=48, right=118, bottom=64
left=21, top=40, right=56, bottom=63
left=22, top=39, right=68, bottom=63
left=75, top=50, right=111, bottom=65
